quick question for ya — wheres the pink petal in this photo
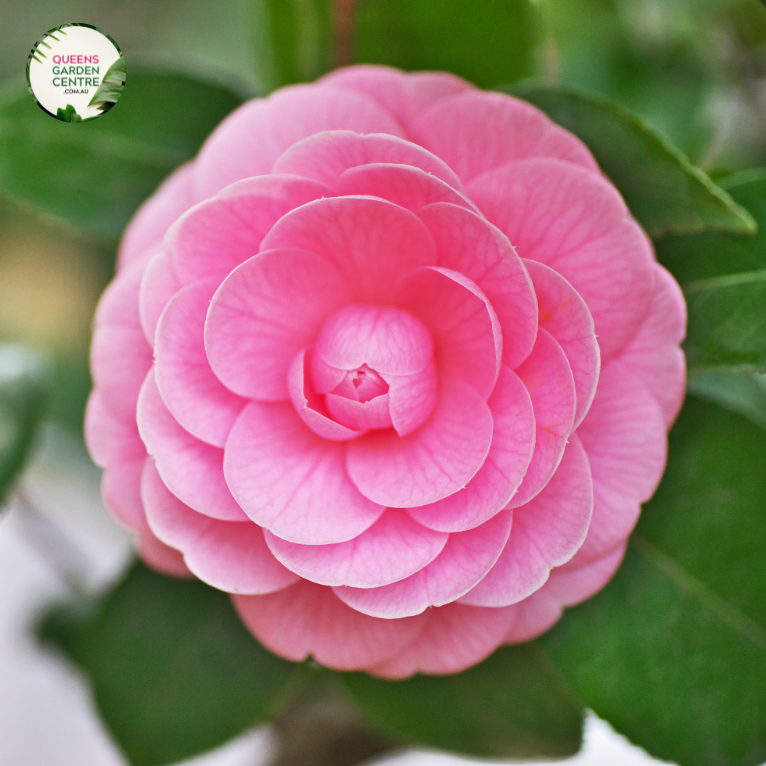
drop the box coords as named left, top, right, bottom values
left=408, top=366, right=535, bottom=532
left=346, top=379, right=493, bottom=508
left=571, top=360, right=667, bottom=565
left=118, top=162, right=195, bottom=271
left=155, top=280, right=246, bottom=448
left=232, top=582, right=428, bottom=671
left=91, top=259, right=153, bottom=424
left=334, top=509, right=512, bottom=618
left=411, top=91, right=598, bottom=184
left=383, top=360, right=438, bottom=437
left=321, top=65, right=475, bottom=135
left=369, top=603, right=516, bottom=678
left=136, top=369, right=248, bottom=521
left=546, top=543, right=626, bottom=606
left=524, top=259, right=600, bottom=429
left=273, top=131, right=463, bottom=190
left=325, top=392, right=393, bottom=431
left=102, top=457, right=150, bottom=536
left=205, top=249, right=351, bottom=401
left=512, top=329, right=576, bottom=507
left=167, top=176, right=334, bottom=286
left=138, top=532, right=193, bottom=579
left=459, top=434, right=592, bottom=607
left=401, top=266, right=501, bottom=399
left=618, top=263, right=687, bottom=427
left=194, top=85, right=406, bottom=199
left=139, top=248, right=182, bottom=345
left=315, top=303, right=434, bottom=376
left=260, top=196, right=437, bottom=303
left=141, top=459, right=298, bottom=594
left=501, top=544, right=627, bottom=645
left=224, top=401, right=385, bottom=544
left=85, top=390, right=145, bottom=469
left=418, top=203, right=537, bottom=370
left=264, top=509, right=448, bottom=588
left=468, top=158, right=655, bottom=361
left=336, top=163, right=476, bottom=213
left=287, top=348, right=364, bottom=440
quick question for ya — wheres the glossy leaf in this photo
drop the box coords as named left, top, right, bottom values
left=656, top=170, right=766, bottom=283
left=683, top=269, right=766, bottom=371
left=0, top=71, right=241, bottom=239
left=45, top=563, right=302, bottom=766
left=540, top=396, right=766, bottom=766
left=0, top=345, right=50, bottom=504
left=508, top=85, right=756, bottom=239
left=354, top=0, right=537, bottom=88
left=687, top=370, right=766, bottom=430
left=343, top=645, right=584, bottom=760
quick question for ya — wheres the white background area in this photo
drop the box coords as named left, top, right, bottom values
left=27, top=24, right=121, bottom=119
left=0, top=427, right=683, bottom=766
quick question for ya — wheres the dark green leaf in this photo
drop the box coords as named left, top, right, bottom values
left=0, top=344, right=51, bottom=504
left=254, top=0, right=332, bottom=90
left=354, top=0, right=537, bottom=88
left=683, top=269, right=766, bottom=371
left=0, top=70, right=241, bottom=239
left=343, top=644, right=584, bottom=760
left=46, top=562, right=302, bottom=766
left=656, top=170, right=766, bottom=282
left=540, top=396, right=766, bottom=766
left=507, top=85, right=756, bottom=239
left=687, top=370, right=766, bottom=430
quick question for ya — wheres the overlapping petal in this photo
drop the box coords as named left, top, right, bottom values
left=468, top=158, right=655, bottom=361
left=224, top=401, right=385, bottom=544
left=346, top=379, right=493, bottom=508
left=261, top=196, right=437, bottom=303
left=206, top=248, right=351, bottom=401
left=88, top=65, right=686, bottom=679
left=233, top=582, right=428, bottom=671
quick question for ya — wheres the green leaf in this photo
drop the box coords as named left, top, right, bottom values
left=656, top=170, right=766, bottom=283
left=89, top=56, right=127, bottom=108
left=343, top=644, right=584, bottom=760
left=539, top=396, right=766, bottom=766
left=0, top=344, right=51, bottom=504
left=507, top=85, right=756, bottom=239
left=683, top=269, right=766, bottom=371
left=45, top=562, right=302, bottom=766
left=354, top=0, right=537, bottom=88
left=0, top=70, right=241, bottom=239
left=687, top=370, right=766, bottom=430
left=254, top=0, right=332, bottom=90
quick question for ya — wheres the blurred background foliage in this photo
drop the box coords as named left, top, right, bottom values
left=2, top=0, right=766, bottom=439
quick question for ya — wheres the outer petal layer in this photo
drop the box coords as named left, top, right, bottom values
left=142, top=459, right=298, bottom=594
left=468, top=158, right=655, bottom=361
left=233, top=582, right=428, bottom=671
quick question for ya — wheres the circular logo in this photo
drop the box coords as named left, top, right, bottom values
left=27, top=24, right=125, bottom=122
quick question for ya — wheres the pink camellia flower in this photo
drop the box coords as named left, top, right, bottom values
left=86, top=65, right=686, bottom=677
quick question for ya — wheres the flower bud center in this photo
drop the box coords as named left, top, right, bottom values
left=333, top=364, right=389, bottom=403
